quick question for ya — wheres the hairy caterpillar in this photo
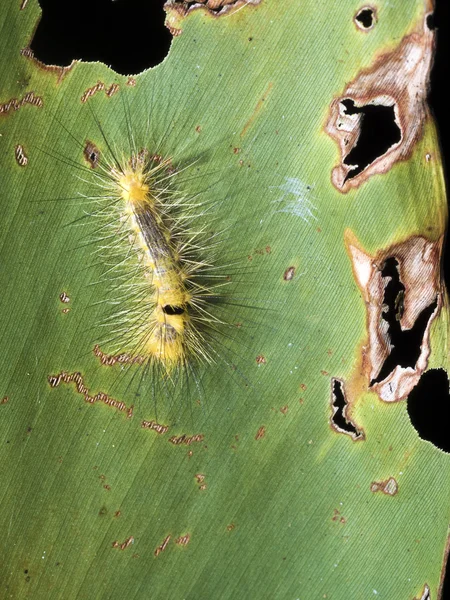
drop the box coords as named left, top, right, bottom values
left=54, top=96, right=249, bottom=406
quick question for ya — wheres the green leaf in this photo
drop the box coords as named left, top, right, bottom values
left=1, top=1, right=449, bottom=598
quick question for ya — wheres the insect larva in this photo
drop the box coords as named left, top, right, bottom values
left=90, top=147, right=231, bottom=382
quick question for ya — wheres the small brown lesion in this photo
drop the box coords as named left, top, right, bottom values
left=48, top=371, right=134, bottom=416
left=0, top=91, right=43, bottom=117
left=81, top=81, right=120, bottom=103
left=255, top=425, right=266, bottom=440
left=83, top=142, right=100, bottom=169
left=15, top=145, right=28, bottom=167
left=112, top=536, right=134, bottom=550
left=93, top=344, right=145, bottom=367
left=154, top=535, right=171, bottom=557
left=1, top=396, right=9, bottom=405
left=141, top=420, right=169, bottom=434
left=283, top=266, right=296, bottom=281
left=175, top=534, right=190, bottom=546
left=325, top=16, right=434, bottom=192
left=194, top=473, right=206, bottom=490
left=370, top=477, right=398, bottom=496
left=169, top=433, right=204, bottom=445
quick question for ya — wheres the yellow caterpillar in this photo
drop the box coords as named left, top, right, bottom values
left=87, top=143, right=225, bottom=381
left=116, top=157, right=192, bottom=369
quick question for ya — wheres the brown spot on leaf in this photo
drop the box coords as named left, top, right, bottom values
left=112, top=536, right=134, bottom=551
left=83, top=141, right=100, bottom=169
left=169, top=433, right=204, bottom=445
left=48, top=371, right=133, bottom=415
left=370, top=477, right=398, bottom=496
left=331, top=508, right=346, bottom=523
left=154, top=535, right=171, bottom=557
left=93, top=344, right=145, bottom=367
left=15, top=144, right=28, bottom=167
left=175, top=534, right=190, bottom=546
left=256, top=355, right=266, bottom=365
left=280, top=405, right=288, bottom=415
left=0, top=91, right=43, bottom=116
left=141, top=420, right=169, bottom=434
left=255, top=425, right=266, bottom=440
left=283, top=266, right=296, bottom=281
left=126, top=77, right=136, bottom=87
left=59, top=292, right=70, bottom=304
left=1, top=396, right=9, bottom=405
left=346, top=230, right=442, bottom=401
left=20, top=0, right=28, bottom=8
left=227, top=523, right=235, bottom=531
left=326, top=19, right=434, bottom=192
left=81, top=81, right=119, bottom=103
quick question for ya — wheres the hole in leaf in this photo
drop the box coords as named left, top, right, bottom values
left=330, top=379, right=364, bottom=440
left=407, top=369, right=450, bottom=453
left=30, top=0, right=172, bottom=75
left=341, top=99, right=401, bottom=181
left=355, top=7, right=375, bottom=29
left=426, top=13, right=436, bottom=30
left=370, top=258, right=438, bottom=385
left=162, top=305, right=185, bottom=316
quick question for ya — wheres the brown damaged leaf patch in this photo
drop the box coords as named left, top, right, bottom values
left=0, top=91, right=43, bottom=116
left=166, top=0, right=262, bottom=18
left=83, top=142, right=100, bottom=169
left=346, top=230, right=443, bottom=402
left=81, top=81, right=120, bottom=103
left=370, top=477, right=398, bottom=496
left=330, top=378, right=364, bottom=441
left=112, top=536, right=134, bottom=550
left=48, top=371, right=134, bottom=417
left=93, top=344, right=145, bottom=367
left=20, top=47, right=74, bottom=83
left=15, top=145, right=28, bottom=167
left=326, top=17, right=434, bottom=192
left=141, top=420, right=169, bottom=434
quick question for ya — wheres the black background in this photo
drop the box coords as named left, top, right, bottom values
left=29, top=0, right=450, bottom=597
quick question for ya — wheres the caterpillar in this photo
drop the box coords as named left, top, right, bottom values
left=99, top=149, right=225, bottom=372
left=57, top=96, right=247, bottom=406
